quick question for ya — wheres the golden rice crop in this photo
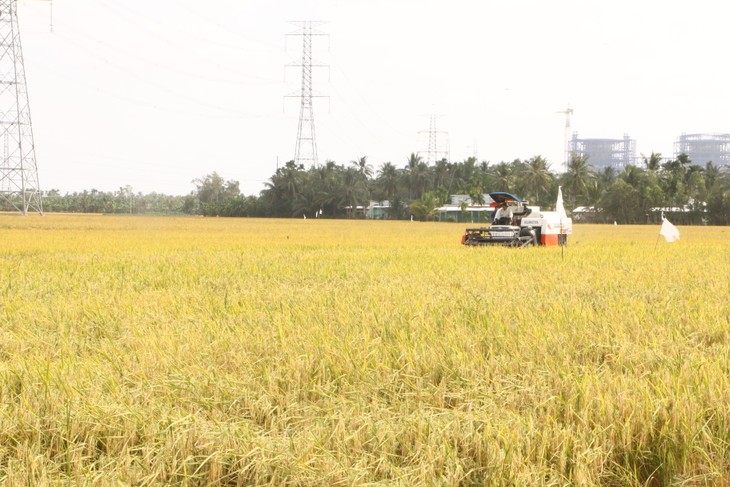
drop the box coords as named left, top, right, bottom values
left=0, top=214, right=728, bottom=486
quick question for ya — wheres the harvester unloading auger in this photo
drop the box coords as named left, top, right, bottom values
left=461, top=192, right=572, bottom=247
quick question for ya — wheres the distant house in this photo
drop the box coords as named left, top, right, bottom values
left=649, top=205, right=699, bottom=224
left=344, top=205, right=368, bottom=218
left=436, top=194, right=495, bottom=223
left=572, top=206, right=601, bottom=222
left=366, top=200, right=391, bottom=219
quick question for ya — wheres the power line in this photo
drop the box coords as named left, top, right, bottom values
left=22, top=2, right=279, bottom=86
left=48, top=29, right=263, bottom=118
left=329, top=52, right=407, bottom=138
left=327, top=83, right=384, bottom=144
left=92, top=0, right=271, bottom=80
left=31, top=62, right=273, bottom=120
left=110, top=0, right=279, bottom=54
left=174, top=1, right=282, bottom=53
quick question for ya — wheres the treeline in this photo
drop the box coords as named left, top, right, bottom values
left=19, top=152, right=730, bottom=224
left=204, top=152, right=729, bottom=225
left=41, top=187, right=190, bottom=215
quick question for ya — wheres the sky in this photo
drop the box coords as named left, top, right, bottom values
left=16, top=0, right=730, bottom=196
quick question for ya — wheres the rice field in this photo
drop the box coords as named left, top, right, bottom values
left=0, top=213, right=728, bottom=486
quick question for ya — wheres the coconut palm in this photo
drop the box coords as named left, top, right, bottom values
left=376, top=162, right=400, bottom=202
left=350, top=156, right=373, bottom=179
left=660, top=153, right=692, bottom=207
left=704, top=161, right=720, bottom=188
left=433, top=159, right=450, bottom=189
left=642, top=152, right=662, bottom=173
left=521, top=155, right=553, bottom=205
left=561, top=154, right=595, bottom=208
left=597, top=166, right=617, bottom=191
left=338, top=167, right=368, bottom=218
left=405, top=153, right=430, bottom=200
left=491, top=162, right=514, bottom=193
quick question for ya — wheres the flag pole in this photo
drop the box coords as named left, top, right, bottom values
left=557, top=186, right=566, bottom=262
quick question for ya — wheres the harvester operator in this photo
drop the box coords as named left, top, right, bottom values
left=493, top=202, right=513, bottom=225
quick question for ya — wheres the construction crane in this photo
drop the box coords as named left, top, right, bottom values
left=556, top=104, right=573, bottom=171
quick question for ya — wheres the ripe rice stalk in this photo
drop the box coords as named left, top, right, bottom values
left=0, top=215, right=727, bottom=485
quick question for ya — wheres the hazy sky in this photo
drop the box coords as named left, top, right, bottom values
left=18, top=0, right=730, bottom=196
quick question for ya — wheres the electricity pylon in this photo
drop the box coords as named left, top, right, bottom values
left=418, top=114, right=448, bottom=165
left=0, top=0, right=42, bottom=215
left=285, top=21, right=328, bottom=167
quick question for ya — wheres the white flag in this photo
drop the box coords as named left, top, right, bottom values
left=659, top=214, right=680, bottom=242
left=556, top=186, right=567, bottom=220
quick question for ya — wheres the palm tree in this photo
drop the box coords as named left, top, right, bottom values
left=340, top=167, right=368, bottom=218
left=305, top=161, right=340, bottom=216
left=406, top=152, right=422, bottom=171
left=411, top=162, right=431, bottom=200
left=405, top=153, right=430, bottom=200
left=461, top=157, right=477, bottom=183
left=642, top=152, right=662, bottom=173
left=433, top=159, right=449, bottom=189
left=521, top=155, right=553, bottom=205
left=704, top=161, right=720, bottom=189
left=562, top=154, right=595, bottom=208
left=491, top=162, right=513, bottom=193
left=705, top=167, right=730, bottom=224
left=660, top=153, right=692, bottom=207
left=376, top=162, right=399, bottom=202
left=684, top=165, right=706, bottom=212
left=467, top=176, right=486, bottom=206
left=597, top=166, right=617, bottom=191
left=584, top=180, right=603, bottom=209
left=409, top=191, right=441, bottom=221
left=262, top=161, right=305, bottom=216
left=350, top=156, right=373, bottom=179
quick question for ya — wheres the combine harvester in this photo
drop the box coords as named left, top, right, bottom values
left=461, top=192, right=572, bottom=247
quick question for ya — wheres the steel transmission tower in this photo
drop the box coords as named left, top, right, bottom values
left=286, top=21, right=327, bottom=167
left=418, top=114, right=448, bottom=164
left=0, top=0, right=42, bottom=215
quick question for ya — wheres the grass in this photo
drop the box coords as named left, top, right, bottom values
left=0, top=214, right=728, bottom=485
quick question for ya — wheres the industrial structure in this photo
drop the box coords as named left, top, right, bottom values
left=418, top=114, right=449, bottom=165
left=673, top=133, right=730, bottom=167
left=568, top=133, right=635, bottom=171
left=556, top=104, right=573, bottom=170
left=0, top=0, right=43, bottom=215
left=286, top=21, right=327, bottom=167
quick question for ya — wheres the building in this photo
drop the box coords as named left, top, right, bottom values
left=436, top=194, right=494, bottom=223
left=569, top=133, right=636, bottom=171
left=366, top=201, right=391, bottom=219
left=674, top=133, right=730, bottom=167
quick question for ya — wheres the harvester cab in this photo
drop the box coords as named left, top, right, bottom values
left=461, top=192, right=572, bottom=247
